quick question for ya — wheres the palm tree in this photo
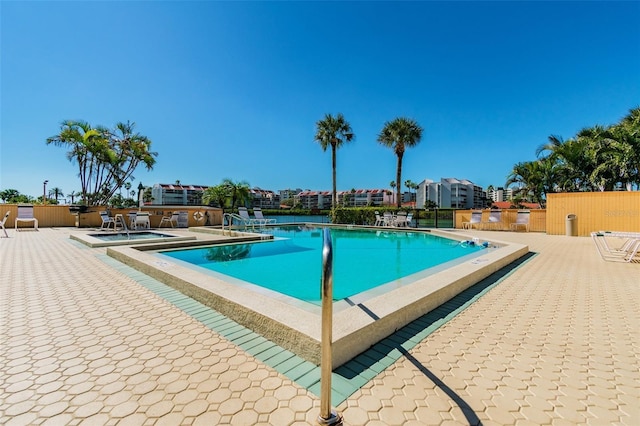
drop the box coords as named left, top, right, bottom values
left=222, top=179, right=251, bottom=209
left=314, top=113, right=354, bottom=209
left=49, top=187, right=64, bottom=203
left=378, top=117, right=423, bottom=208
left=389, top=181, right=396, bottom=204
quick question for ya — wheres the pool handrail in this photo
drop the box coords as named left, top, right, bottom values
left=318, top=227, right=342, bottom=425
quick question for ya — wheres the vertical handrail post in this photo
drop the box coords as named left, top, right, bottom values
left=317, top=228, right=342, bottom=426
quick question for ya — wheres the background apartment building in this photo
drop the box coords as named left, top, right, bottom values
left=296, top=189, right=395, bottom=209
left=416, top=178, right=486, bottom=209
left=151, top=183, right=208, bottom=206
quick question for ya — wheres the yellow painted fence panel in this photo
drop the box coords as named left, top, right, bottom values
left=546, top=192, right=640, bottom=236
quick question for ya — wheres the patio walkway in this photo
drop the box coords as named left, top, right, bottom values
left=1, top=228, right=638, bottom=425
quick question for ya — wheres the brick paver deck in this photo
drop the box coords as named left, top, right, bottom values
left=1, top=227, right=638, bottom=425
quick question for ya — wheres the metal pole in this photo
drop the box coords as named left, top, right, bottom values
left=317, top=228, right=342, bottom=426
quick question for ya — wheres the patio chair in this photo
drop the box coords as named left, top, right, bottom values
left=482, top=210, right=503, bottom=230
left=159, top=212, right=179, bottom=228
left=374, top=211, right=384, bottom=227
left=1, top=211, right=10, bottom=237
left=15, top=205, right=38, bottom=231
left=394, top=211, right=408, bottom=227
left=253, top=208, right=276, bottom=225
left=383, top=211, right=394, bottom=227
left=462, top=210, right=482, bottom=230
left=133, top=212, right=151, bottom=230
left=510, top=210, right=530, bottom=232
left=99, top=211, right=116, bottom=230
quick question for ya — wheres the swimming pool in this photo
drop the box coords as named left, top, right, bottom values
left=107, top=226, right=528, bottom=366
left=159, top=226, right=485, bottom=302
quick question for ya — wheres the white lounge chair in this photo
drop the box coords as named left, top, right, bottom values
left=591, top=231, right=640, bottom=263
left=15, top=205, right=38, bottom=231
left=99, top=211, right=116, bottom=230
left=159, top=212, right=179, bottom=228
left=510, top=210, right=530, bottom=232
left=1, top=211, right=10, bottom=237
left=253, top=208, right=276, bottom=225
left=462, top=211, right=482, bottom=230
left=482, top=210, right=503, bottom=230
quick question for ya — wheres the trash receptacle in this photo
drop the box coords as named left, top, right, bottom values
left=566, top=214, right=577, bottom=236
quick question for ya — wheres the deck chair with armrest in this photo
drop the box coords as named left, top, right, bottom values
left=510, top=210, right=530, bottom=232
left=591, top=231, right=640, bottom=263
left=374, top=211, right=384, bottom=227
left=99, top=211, right=116, bottom=230
left=462, top=210, right=482, bottom=230
left=253, top=208, right=277, bottom=225
left=15, top=205, right=38, bottom=231
left=482, top=210, right=504, bottom=230
left=1, top=211, right=10, bottom=237
left=159, top=212, right=180, bottom=228
left=237, top=207, right=260, bottom=228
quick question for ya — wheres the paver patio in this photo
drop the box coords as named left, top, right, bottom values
left=1, top=227, right=638, bottom=425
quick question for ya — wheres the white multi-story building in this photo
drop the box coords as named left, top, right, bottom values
left=488, top=187, right=513, bottom=202
left=416, top=178, right=486, bottom=209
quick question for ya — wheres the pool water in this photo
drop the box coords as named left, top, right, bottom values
left=89, top=231, right=176, bottom=241
left=159, top=226, right=486, bottom=302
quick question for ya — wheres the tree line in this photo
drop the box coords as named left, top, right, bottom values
left=507, top=107, right=639, bottom=207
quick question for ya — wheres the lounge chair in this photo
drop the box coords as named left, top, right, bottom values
left=462, top=211, right=482, bottom=230
left=1, top=211, right=10, bottom=237
left=253, top=208, right=276, bottom=225
left=159, top=212, right=179, bottom=228
left=510, top=210, right=530, bottom=232
left=591, top=231, right=640, bottom=262
left=99, top=211, right=116, bottom=230
left=15, top=205, right=38, bottom=231
left=482, top=210, right=503, bottom=230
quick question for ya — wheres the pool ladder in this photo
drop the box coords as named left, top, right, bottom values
left=318, top=228, right=342, bottom=425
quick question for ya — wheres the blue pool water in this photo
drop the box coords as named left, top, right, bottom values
left=159, top=226, right=485, bottom=302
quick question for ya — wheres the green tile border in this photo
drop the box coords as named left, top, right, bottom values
left=95, top=251, right=535, bottom=406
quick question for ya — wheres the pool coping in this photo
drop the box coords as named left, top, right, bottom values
left=70, top=229, right=198, bottom=248
left=106, top=227, right=529, bottom=367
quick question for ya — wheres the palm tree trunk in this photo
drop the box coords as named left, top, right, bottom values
left=396, top=154, right=403, bottom=208
left=332, top=144, right=337, bottom=209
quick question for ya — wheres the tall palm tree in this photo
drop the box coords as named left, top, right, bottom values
left=378, top=117, right=423, bottom=208
left=222, top=178, right=251, bottom=209
left=314, top=113, right=354, bottom=209
left=49, top=187, right=64, bottom=203
left=389, top=181, right=396, bottom=204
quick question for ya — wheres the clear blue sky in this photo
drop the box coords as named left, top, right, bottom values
left=2, top=1, right=639, bottom=201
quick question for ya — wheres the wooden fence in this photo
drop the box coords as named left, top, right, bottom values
left=454, top=209, right=547, bottom=233
left=546, top=192, right=640, bottom=236
left=3, top=205, right=223, bottom=229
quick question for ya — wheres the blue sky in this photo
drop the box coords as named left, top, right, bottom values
left=2, top=1, right=639, bottom=201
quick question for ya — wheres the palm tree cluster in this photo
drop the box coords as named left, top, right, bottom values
left=507, top=107, right=639, bottom=207
left=315, top=114, right=423, bottom=209
left=202, top=178, right=251, bottom=210
left=46, top=120, right=157, bottom=206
